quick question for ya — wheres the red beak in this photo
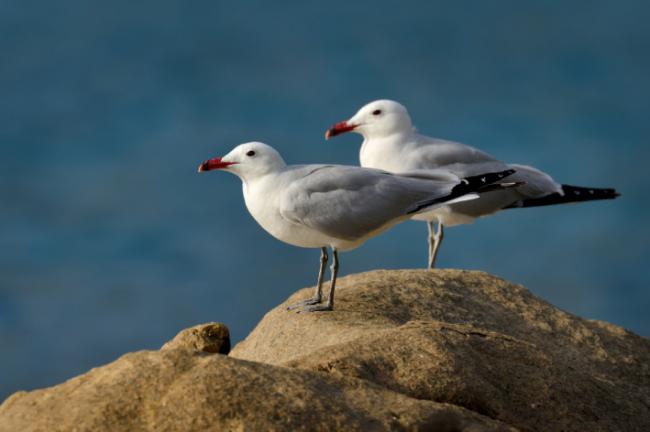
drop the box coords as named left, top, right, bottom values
left=325, top=121, right=357, bottom=139
left=197, top=157, right=237, bottom=172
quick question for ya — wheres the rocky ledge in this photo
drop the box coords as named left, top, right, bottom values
left=1, top=270, right=648, bottom=431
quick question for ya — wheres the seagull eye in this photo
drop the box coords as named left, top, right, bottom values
left=372, top=109, right=382, bottom=116
left=246, top=150, right=256, bottom=157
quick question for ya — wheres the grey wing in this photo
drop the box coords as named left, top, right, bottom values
left=406, top=136, right=510, bottom=176
left=408, top=136, right=561, bottom=198
left=507, top=164, right=562, bottom=198
left=279, top=166, right=458, bottom=241
left=398, top=135, right=562, bottom=213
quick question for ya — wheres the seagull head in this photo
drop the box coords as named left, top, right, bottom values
left=198, top=141, right=286, bottom=181
left=325, top=99, right=413, bottom=140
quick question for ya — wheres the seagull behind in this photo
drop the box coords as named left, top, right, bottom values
left=326, top=99, right=620, bottom=268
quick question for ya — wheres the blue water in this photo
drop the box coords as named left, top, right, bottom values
left=1, top=0, right=649, bottom=399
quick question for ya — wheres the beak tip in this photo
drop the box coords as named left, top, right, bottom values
left=197, top=163, right=206, bottom=173
left=325, top=121, right=355, bottom=139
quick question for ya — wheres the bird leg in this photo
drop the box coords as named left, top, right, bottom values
left=428, top=221, right=444, bottom=269
left=301, top=248, right=338, bottom=312
left=427, top=221, right=435, bottom=268
left=287, top=247, right=328, bottom=310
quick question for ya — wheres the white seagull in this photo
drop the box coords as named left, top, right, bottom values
left=326, top=100, right=620, bottom=268
left=198, top=142, right=517, bottom=311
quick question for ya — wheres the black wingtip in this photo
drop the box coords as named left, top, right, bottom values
left=406, top=169, right=519, bottom=215
left=461, top=169, right=516, bottom=188
left=406, top=197, right=444, bottom=215
left=505, top=184, right=620, bottom=209
left=562, top=185, right=620, bottom=201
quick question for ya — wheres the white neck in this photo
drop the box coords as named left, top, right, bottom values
left=359, top=130, right=417, bottom=172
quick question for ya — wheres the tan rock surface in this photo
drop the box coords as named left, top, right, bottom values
left=1, top=269, right=648, bottom=431
left=161, top=321, right=230, bottom=354
left=232, top=270, right=650, bottom=432
left=0, top=314, right=510, bottom=432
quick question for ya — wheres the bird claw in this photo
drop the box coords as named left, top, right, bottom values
left=286, top=297, right=322, bottom=310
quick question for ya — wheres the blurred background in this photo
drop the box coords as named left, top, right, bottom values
left=1, top=0, right=649, bottom=400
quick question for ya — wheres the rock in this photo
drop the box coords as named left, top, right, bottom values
left=161, top=322, right=230, bottom=354
left=0, top=330, right=510, bottom=432
left=1, top=269, right=648, bottom=431
left=231, top=270, right=650, bottom=432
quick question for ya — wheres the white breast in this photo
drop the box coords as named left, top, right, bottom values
left=242, top=176, right=360, bottom=250
left=359, top=137, right=414, bottom=173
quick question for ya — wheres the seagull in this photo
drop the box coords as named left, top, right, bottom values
left=325, top=99, right=620, bottom=268
left=198, top=141, right=517, bottom=311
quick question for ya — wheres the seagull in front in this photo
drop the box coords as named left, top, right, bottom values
left=326, top=99, right=620, bottom=268
left=198, top=142, right=517, bottom=311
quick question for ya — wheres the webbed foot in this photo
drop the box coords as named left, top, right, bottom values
left=287, top=297, right=322, bottom=311
left=298, top=303, right=333, bottom=313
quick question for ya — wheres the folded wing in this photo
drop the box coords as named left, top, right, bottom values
left=279, top=166, right=462, bottom=241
